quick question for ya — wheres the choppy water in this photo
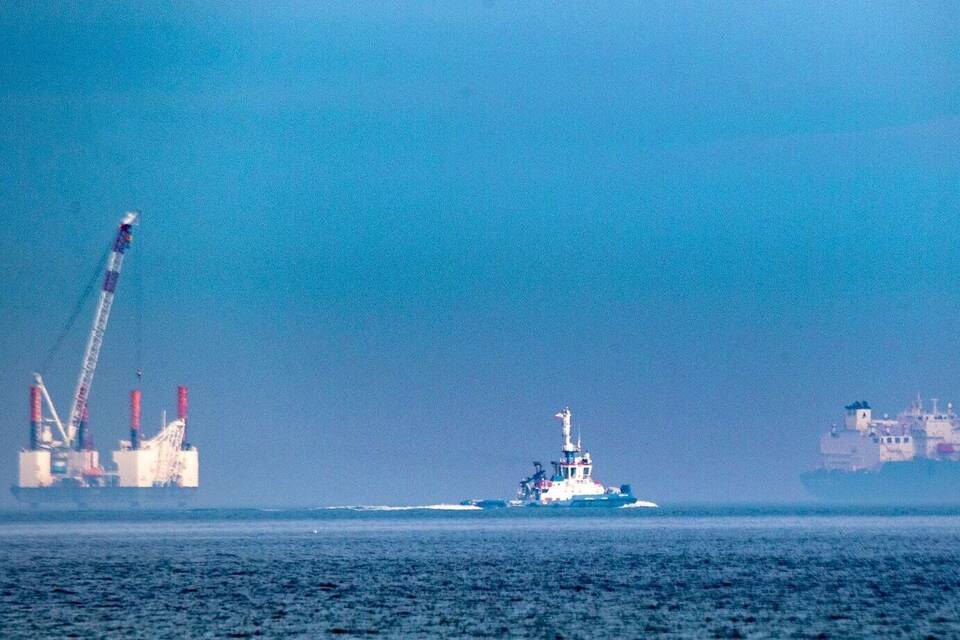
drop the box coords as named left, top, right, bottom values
left=2, top=506, right=960, bottom=638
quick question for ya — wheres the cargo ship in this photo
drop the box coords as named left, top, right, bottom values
left=465, top=408, right=656, bottom=508
left=11, top=212, right=198, bottom=508
left=802, top=398, right=960, bottom=505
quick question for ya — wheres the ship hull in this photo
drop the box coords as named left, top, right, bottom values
left=801, top=459, right=960, bottom=505
left=10, top=485, right=197, bottom=508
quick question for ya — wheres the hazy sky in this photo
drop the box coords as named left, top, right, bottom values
left=2, top=2, right=959, bottom=506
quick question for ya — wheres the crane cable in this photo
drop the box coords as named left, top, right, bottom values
left=134, top=215, right=144, bottom=384
left=39, top=244, right=111, bottom=375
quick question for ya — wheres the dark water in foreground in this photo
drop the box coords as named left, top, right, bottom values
left=2, top=506, right=960, bottom=638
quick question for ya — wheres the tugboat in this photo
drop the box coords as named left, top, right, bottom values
left=461, top=408, right=657, bottom=509
left=513, top=408, right=654, bottom=508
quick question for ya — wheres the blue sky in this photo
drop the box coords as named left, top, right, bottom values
left=1, top=2, right=959, bottom=505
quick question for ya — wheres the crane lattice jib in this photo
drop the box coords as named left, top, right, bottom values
left=65, top=212, right=138, bottom=446
left=151, top=420, right=185, bottom=486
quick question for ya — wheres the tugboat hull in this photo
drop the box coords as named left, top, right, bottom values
left=527, top=493, right=639, bottom=508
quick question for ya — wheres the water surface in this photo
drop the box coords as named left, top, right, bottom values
left=1, top=506, right=958, bottom=638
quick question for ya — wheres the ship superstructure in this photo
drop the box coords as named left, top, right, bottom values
left=817, top=398, right=960, bottom=470
left=514, top=408, right=647, bottom=507
left=12, top=212, right=198, bottom=507
left=802, top=397, right=960, bottom=504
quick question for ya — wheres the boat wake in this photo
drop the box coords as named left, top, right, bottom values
left=314, top=504, right=483, bottom=512
left=621, top=501, right=659, bottom=509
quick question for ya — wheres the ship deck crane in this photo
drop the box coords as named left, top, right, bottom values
left=48, top=212, right=139, bottom=450
left=64, top=212, right=138, bottom=448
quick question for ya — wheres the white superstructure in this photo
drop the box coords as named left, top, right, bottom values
left=819, top=398, right=960, bottom=471
left=112, top=417, right=199, bottom=488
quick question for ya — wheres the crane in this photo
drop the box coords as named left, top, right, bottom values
left=144, top=416, right=186, bottom=486
left=62, top=211, right=139, bottom=449
left=15, top=209, right=201, bottom=501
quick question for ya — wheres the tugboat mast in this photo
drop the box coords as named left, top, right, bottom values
left=555, top=407, right=578, bottom=453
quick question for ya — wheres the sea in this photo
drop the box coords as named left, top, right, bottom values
left=2, top=505, right=959, bottom=639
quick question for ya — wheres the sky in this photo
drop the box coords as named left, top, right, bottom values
left=1, top=2, right=959, bottom=506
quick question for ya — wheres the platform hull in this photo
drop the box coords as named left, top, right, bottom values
left=11, top=485, right=197, bottom=508
left=801, top=459, right=960, bottom=505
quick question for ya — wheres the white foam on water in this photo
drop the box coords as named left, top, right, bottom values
left=420, top=504, right=483, bottom=511
left=312, top=504, right=483, bottom=511
left=621, top=501, right=659, bottom=509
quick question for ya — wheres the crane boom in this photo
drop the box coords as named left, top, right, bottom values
left=65, top=212, right=139, bottom=447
